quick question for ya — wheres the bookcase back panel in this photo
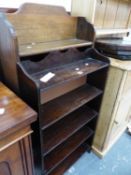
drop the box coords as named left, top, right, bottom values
left=7, top=15, right=77, bottom=45
left=15, top=3, right=69, bottom=16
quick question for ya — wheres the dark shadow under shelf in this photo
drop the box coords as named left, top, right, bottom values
left=43, top=106, right=97, bottom=155
left=41, top=84, right=102, bottom=129
left=44, top=126, right=93, bottom=173
left=32, top=57, right=108, bottom=93
left=47, top=144, right=87, bottom=175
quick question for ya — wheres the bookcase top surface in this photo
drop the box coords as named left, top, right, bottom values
left=0, top=3, right=94, bottom=57
left=19, top=39, right=92, bottom=57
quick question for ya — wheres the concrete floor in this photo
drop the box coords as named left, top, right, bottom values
left=64, top=132, right=131, bottom=175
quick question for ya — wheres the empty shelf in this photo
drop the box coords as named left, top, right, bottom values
left=44, top=126, right=93, bottom=173
left=43, top=106, right=97, bottom=155
left=33, top=57, right=108, bottom=93
left=19, top=39, right=92, bottom=57
left=47, top=144, right=87, bottom=175
left=41, top=84, right=102, bottom=129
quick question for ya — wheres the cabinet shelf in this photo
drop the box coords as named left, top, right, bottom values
left=44, top=126, right=93, bottom=173
left=43, top=106, right=97, bottom=155
left=41, top=84, right=102, bottom=129
left=32, top=57, right=108, bottom=92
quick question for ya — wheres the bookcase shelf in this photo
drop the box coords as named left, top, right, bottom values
left=48, top=144, right=87, bottom=175
left=43, top=106, right=97, bottom=155
left=44, top=126, right=93, bottom=173
left=32, top=57, right=108, bottom=92
left=19, top=39, right=92, bottom=57
left=41, top=84, right=101, bottom=129
left=15, top=47, right=109, bottom=174
left=0, top=4, right=109, bottom=175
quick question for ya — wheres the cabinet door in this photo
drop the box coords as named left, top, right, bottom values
left=94, top=0, right=107, bottom=28
left=0, top=142, right=25, bottom=175
left=114, top=0, right=131, bottom=28
left=0, top=136, right=34, bottom=175
left=115, top=94, right=131, bottom=125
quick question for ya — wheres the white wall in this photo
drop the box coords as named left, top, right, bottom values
left=0, top=0, right=72, bottom=11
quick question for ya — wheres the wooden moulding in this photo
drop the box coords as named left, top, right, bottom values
left=0, top=126, right=32, bottom=152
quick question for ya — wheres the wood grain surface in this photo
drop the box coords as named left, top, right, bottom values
left=0, top=83, right=37, bottom=139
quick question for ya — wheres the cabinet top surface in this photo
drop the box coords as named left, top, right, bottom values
left=0, top=83, right=37, bottom=139
left=108, top=57, right=131, bottom=71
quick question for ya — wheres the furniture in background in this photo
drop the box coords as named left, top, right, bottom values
left=0, top=3, right=109, bottom=175
left=93, top=56, right=131, bottom=157
left=71, top=0, right=131, bottom=157
left=71, top=0, right=131, bottom=36
left=0, top=82, right=37, bottom=175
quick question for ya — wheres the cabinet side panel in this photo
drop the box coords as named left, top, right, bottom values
left=93, top=67, right=123, bottom=151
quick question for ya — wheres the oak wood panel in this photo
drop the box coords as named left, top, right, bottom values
left=43, top=106, right=97, bottom=155
left=0, top=83, right=37, bottom=139
left=44, top=126, right=93, bottom=173
left=0, top=13, right=19, bottom=93
left=15, top=3, right=69, bottom=16
left=7, top=14, right=77, bottom=45
left=49, top=145, right=87, bottom=175
left=103, top=0, right=119, bottom=28
left=114, top=0, right=131, bottom=28
left=41, top=84, right=101, bottom=129
left=76, top=17, right=95, bottom=42
left=94, top=0, right=107, bottom=28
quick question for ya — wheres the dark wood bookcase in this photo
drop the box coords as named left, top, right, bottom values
left=0, top=3, right=109, bottom=175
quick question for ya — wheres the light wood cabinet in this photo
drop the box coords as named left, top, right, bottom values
left=71, top=0, right=131, bottom=29
left=92, top=58, right=131, bottom=157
